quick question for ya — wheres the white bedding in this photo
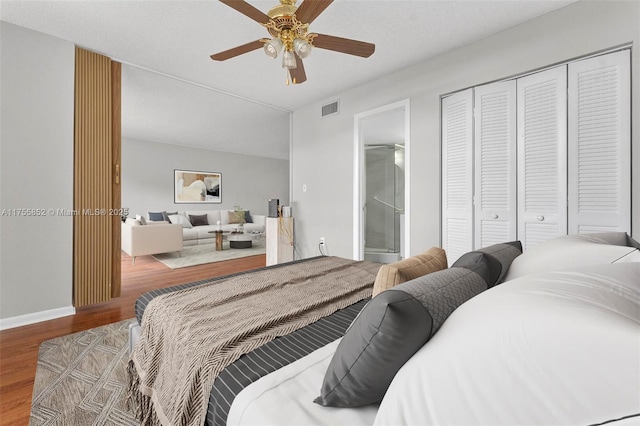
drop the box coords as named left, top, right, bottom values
left=229, top=260, right=640, bottom=426
left=375, top=262, right=640, bottom=425
left=227, top=338, right=378, bottom=426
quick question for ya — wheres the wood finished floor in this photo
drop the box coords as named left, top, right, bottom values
left=0, top=251, right=266, bottom=426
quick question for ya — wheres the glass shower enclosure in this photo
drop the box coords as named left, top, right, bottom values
left=364, top=144, right=405, bottom=263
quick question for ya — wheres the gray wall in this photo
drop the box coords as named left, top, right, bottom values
left=291, top=0, right=640, bottom=260
left=122, top=138, right=289, bottom=219
left=0, top=22, right=75, bottom=323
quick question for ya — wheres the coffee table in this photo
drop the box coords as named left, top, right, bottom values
left=227, top=232, right=263, bottom=249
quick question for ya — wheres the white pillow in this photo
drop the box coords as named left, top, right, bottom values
left=135, top=214, right=147, bottom=225
left=168, top=214, right=192, bottom=229
left=375, top=263, right=640, bottom=426
left=125, top=218, right=141, bottom=226
left=504, top=233, right=638, bottom=281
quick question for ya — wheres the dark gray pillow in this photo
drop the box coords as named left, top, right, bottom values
left=148, top=211, right=165, bottom=221
left=314, top=253, right=500, bottom=408
left=189, top=214, right=209, bottom=226
left=244, top=210, right=253, bottom=224
left=472, top=241, right=522, bottom=284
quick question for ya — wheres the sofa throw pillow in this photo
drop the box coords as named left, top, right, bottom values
left=372, top=247, right=447, bottom=297
left=135, top=214, right=147, bottom=225
left=314, top=252, right=499, bottom=408
left=162, top=211, right=178, bottom=222
left=228, top=210, right=245, bottom=224
left=189, top=214, right=209, bottom=227
left=244, top=210, right=253, bottom=224
left=148, top=211, right=165, bottom=222
left=168, top=214, right=192, bottom=229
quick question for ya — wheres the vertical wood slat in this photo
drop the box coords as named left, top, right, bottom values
left=74, top=47, right=113, bottom=307
left=111, top=61, right=122, bottom=298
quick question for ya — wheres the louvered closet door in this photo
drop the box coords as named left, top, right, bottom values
left=568, top=50, right=631, bottom=234
left=442, top=89, right=473, bottom=265
left=473, top=81, right=517, bottom=249
left=517, top=66, right=568, bottom=251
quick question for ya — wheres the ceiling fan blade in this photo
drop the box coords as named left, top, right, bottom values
left=294, top=0, right=334, bottom=25
left=311, top=33, right=375, bottom=58
left=219, top=0, right=271, bottom=24
left=289, top=53, right=307, bottom=84
left=210, top=39, right=264, bottom=61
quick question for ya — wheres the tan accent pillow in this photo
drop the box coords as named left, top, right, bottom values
left=228, top=210, right=245, bottom=224
left=372, top=247, right=448, bottom=297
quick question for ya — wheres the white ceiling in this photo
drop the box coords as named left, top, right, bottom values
left=1, top=0, right=576, bottom=159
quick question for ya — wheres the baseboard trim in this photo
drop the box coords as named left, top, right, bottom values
left=0, top=306, right=76, bottom=330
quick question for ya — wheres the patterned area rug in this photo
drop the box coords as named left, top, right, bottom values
left=153, top=238, right=266, bottom=269
left=30, top=319, right=137, bottom=426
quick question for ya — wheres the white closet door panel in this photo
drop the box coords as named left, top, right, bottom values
left=517, top=66, right=567, bottom=251
left=474, top=81, right=517, bottom=249
left=442, top=89, right=473, bottom=265
left=568, top=50, right=631, bottom=234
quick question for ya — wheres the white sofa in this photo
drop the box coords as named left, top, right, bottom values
left=121, top=220, right=183, bottom=264
left=134, top=210, right=267, bottom=246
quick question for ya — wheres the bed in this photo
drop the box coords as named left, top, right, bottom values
left=128, top=233, right=640, bottom=426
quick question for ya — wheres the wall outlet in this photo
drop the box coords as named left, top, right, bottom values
left=320, top=237, right=325, bottom=245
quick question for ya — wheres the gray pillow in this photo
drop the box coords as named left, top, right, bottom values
left=189, top=214, right=209, bottom=227
left=471, top=241, right=522, bottom=284
left=314, top=252, right=500, bottom=408
left=148, top=211, right=165, bottom=221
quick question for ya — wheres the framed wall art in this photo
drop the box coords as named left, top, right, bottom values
left=174, top=169, right=221, bottom=204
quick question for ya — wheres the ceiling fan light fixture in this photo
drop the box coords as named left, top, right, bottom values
left=293, top=38, right=312, bottom=58
left=263, top=38, right=283, bottom=58
left=282, top=50, right=297, bottom=69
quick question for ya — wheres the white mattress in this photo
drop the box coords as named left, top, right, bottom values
left=227, top=338, right=378, bottom=426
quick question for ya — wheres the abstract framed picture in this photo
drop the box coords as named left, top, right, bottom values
left=174, top=170, right=222, bottom=204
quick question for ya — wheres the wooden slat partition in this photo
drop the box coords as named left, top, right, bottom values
left=74, top=47, right=114, bottom=306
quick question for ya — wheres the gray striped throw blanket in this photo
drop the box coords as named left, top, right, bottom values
left=127, top=256, right=381, bottom=426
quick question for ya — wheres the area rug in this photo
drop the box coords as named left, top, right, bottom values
left=30, top=319, right=137, bottom=426
left=152, top=238, right=266, bottom=269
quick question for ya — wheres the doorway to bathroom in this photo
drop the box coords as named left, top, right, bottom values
left=354, top=99, right=410, bottom=263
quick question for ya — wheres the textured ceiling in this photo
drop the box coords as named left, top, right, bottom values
left=1, top=0, right=576, bottom=159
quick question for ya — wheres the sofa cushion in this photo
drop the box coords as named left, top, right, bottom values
left=315, top=252, right=498, bottom=408
left=163, top=211, right=178, bottom=222
left=135, top=214, right=147, bottom=225
left=148, top=211, right=165, bottom=222
left=244, top=210, right=253, bottom=224
left=372, top=247, right=447, bottom=297
left=189, top=214, right=209, bottom=226
left=182, top=228, right=199, bottom=241
left=228, top=210, right=245, bottom=224
left=168, top=214, right=192, bottom=229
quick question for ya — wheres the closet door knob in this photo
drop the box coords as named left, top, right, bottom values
left=537, top=215, right=545, bottom=221
left=492, top=214, right=499, bottom=219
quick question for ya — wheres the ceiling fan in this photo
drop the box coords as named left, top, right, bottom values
left=210, top=0, right=375, bottom=85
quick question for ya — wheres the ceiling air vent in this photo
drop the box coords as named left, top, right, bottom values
left=321, top=100, right=340, bottom=118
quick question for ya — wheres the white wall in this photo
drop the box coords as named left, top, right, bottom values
left=122, top=138, right=289, bottom=219
left=0, top=22, right=75, bottom=325
left=291, top=0, right=640, bottom=260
